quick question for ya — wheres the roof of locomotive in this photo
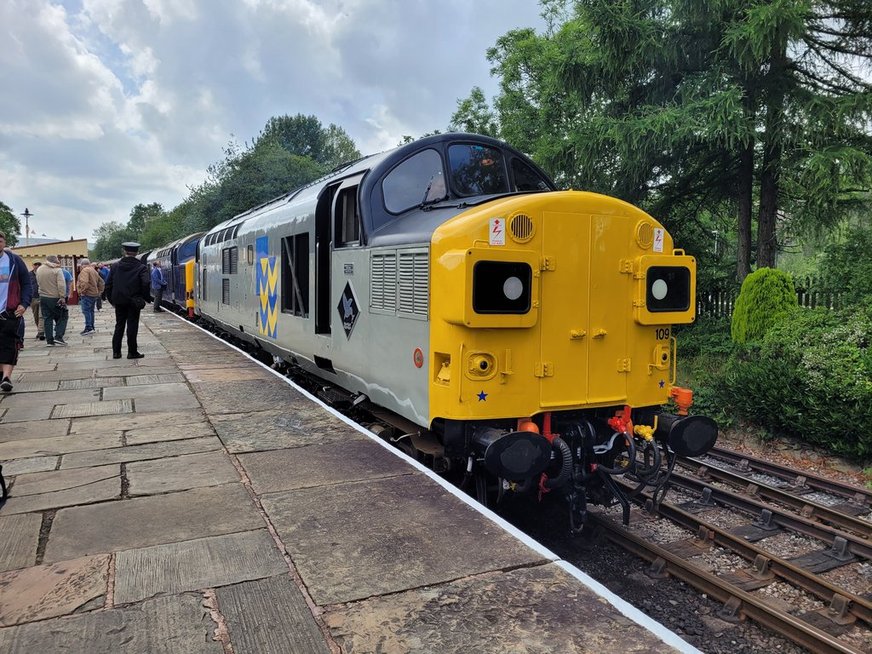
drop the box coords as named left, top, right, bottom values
left=203, top=133, right=556, bottom=246
left=151, top=231, right=205, bottom=259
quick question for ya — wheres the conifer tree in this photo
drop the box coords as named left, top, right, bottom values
left=481, top=0, right=872, bottom=280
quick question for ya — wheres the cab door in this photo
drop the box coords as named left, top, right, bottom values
left=586, top=214, right=631, bottom=404
left=539, top=212, right=590, bottom=408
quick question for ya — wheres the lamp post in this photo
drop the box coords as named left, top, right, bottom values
left=21, top=208, right=33, bottom=247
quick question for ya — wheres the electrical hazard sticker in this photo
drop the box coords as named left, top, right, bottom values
left=653, top=228, right=664, bottom=253
left=489, top=218, right=505, bottom=246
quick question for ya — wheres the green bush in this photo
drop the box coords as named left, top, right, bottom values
left=819, top=223, right=872, bottom=308
left=720, top=307, right=872, bottom=458
left=731, top=268, right=798, bottom=344
left=675, top=316, right=733, bottom=359
left=674, top=316, right=736, bottom=426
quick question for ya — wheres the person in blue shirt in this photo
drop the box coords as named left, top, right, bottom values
left=97, top=263, right=111, bottom=310
left=61, top=267, right=72, bottom=299
left=150, top=261, right=167, bottom=312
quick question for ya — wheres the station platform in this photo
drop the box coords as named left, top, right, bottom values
left=0, top=306, right=699, bottom=654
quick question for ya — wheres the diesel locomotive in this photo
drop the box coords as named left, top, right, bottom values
left=150, top=133, right=717, bottom=529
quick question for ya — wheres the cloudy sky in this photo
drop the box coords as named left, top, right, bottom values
left=1, top=0, right=545, bottom=243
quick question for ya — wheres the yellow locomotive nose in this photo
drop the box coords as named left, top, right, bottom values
left=429, top=190, right=698, bottom=422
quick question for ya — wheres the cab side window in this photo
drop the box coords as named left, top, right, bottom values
left=382, top=149, right=444, bottom=214
left=511, top=158, right=550, bottom=191
left=334, top=186, right=360, bottom=247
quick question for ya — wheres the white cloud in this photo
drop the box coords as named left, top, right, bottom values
left=1, top=0, right=544, bottom=242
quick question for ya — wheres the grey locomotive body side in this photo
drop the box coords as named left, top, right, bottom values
left=197, top=167, right=433, bottom=425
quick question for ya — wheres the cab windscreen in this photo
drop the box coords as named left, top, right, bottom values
left=473, top=261, right=532, bottom=314
left=646, top=266, right=691, bottom=312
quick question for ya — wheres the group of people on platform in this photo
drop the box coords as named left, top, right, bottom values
left=29, top=254, right=111, bottom=345
left=0, top=235, right=164, bottom=393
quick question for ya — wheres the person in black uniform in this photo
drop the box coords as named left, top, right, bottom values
left=105, top=242, right=151, bottom=359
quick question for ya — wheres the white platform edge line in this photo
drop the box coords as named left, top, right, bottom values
left=167, top=313, right=701, bottom=654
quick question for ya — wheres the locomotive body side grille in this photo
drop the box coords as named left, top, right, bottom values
left=370, top=252, right=397, bottom=312
left=398, top=250, right=429, bottom=318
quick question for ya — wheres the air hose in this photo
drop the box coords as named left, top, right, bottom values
left=543, top=437, right=573, bottom=489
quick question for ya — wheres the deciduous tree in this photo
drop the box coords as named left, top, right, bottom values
left=0, top=202, right=21, bottom=246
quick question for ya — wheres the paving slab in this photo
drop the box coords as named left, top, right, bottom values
left=125, top=421, right=216, bottom=445
left=0, top=555, right=109, bottom=626
left=0, top=405, right=55, bottom=423
left=261, top=474, right=546, bottom=605
left=172, top=351, right=251, bottom=366
left=0, top=593, right=223, bottom=654
left=0, top=513, right=41, bottom=572
left=0, top=456, right=59, bottom=476
left=69, top=410, right=207, bottom=434
left=127, top=451, right=239, bottom=496
left=323, top=563, right=675, bottom=654
left=1, top=477, right=120, bottom=514
left=124, top=373, right=186, bottom=386
left=0, top=418, right=69, bottom=443
left=177, top=361, right=255, bottom=371
left=0, top=388, right=100, bottom=407
left=218, top=575, right=330, bottom=654
left=9, top=463, right=118, bottom=497
left=3, top=380, right=59, bottom=392
left=239, top=440, right=408, bottom=494
left=211, top=409, right=361, bottom=453
left=59, top=376, right=126, bottom=390
left=103, top=383, right=200, bottom=412
left=0, top=432, right=122, bottom=461
left=62, top=358, right=171, bottom=371
left=47, top=354, right=110, bottom=363
left=96, top=365, right=180, bottom=378
left=114, top=529, right=286, bottom=604
left=181, top=367, right=275, bottom=383
left=6, top=363, right=56, bottom=373
left=191, top=380, right=310, bottom=415
left=44, top=483, right=263, bottom=562
left=60, top=437, right=222, bottom=469
left=14, top=369, right=94, bottom=382
left=51, top=399, right=133, bottom=419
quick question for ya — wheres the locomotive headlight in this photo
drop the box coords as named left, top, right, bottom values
left=473, top=261, right=532, bottom=314
left=646, top=266, right=690, bottom=312
left=650, top=278, right=668, bottom=301
left=503, top=276, right=524, bottom=301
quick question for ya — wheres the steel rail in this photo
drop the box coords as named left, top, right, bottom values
left=666, top=472, right=872, bottom=562
left=677, top=457, right=872, bottom=539
left=615, top=479, right=872, bottom=626
left=589, top=513, right=867, bottom=654
left=701, top=447, right=872, bottom=506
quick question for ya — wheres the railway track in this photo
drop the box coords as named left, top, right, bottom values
left=586, top=447, right=872, bottom=654
left=700, top=447, right=872, bottom=509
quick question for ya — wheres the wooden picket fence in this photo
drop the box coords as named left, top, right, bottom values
left=697, top=276, right=842, bottom=319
